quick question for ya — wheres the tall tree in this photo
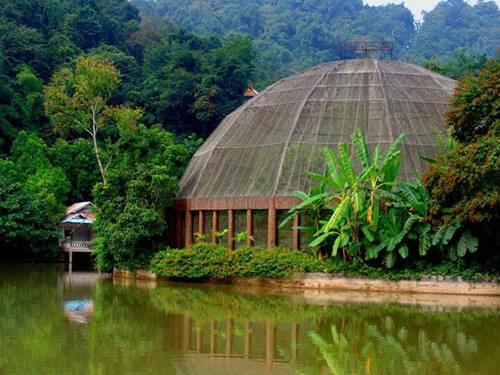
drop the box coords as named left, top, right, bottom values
left=44, top=56, right=142, bottom=183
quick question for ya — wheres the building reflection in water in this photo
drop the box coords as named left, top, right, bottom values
left=63, top=300, right=94, bottom=324
left=58, top=270, right=110, bottom=325
left=171, top=314, right=303, bottom=375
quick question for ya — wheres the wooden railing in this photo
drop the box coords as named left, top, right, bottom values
left=62, top=241, right=93, bottom=252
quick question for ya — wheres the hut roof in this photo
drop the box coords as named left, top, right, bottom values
left=62, top=202, right=94, bottom=224
left=178, top=59, right=456, bottom=209
left=66, top=201, right=92, bottom=215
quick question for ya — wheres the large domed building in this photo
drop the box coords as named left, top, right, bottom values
left=173, top=59, right=456, bottom=250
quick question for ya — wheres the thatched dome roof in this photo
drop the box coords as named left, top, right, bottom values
left=178, top=59, right=456, bottom=209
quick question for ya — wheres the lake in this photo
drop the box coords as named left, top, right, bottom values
left=0, top=264, right=499, bottom=374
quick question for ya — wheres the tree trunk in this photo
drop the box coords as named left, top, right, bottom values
left=92, top=108, right=107, bottom=184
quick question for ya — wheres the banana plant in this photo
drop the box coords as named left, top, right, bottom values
left=375, top=181, right=478, bottom=266
left=193, top=232, right=209, bottom=243
left=282, top=128, right=404, bottom=262
left=233, top=231, right=254, bottom=244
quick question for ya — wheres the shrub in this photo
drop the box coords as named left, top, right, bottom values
left=422, top=130, right=500, bottom=226
left=150, top=243, right=500, bottom=281
left=150, top=243, right=324, bottom=279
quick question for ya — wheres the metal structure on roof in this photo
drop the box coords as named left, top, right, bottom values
left=339, top=41, right=394, bottom=60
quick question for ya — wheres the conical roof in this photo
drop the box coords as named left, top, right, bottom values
left=178, top=59, right=456, bottom=207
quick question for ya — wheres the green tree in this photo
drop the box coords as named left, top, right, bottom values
left=0, top=160, right=59, bottom=254
left=422, top=55, right=500, bottom=251
left=445, top=55, right=500, bottom=143
left=93, top=125, right=189, bottom=270
left=0, top=131, right=70, bottom=254
left=44, top=56, right=142, bottom=183
left=49, top=138, right=101, bottom=202
left=10, top=131, right=70, bottom=219
left=405, top=0, right=500, bottom=65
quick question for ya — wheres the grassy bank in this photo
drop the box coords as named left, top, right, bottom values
left=151, top=243, right=500, bottom=282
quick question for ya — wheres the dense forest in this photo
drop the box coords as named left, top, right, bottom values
left=0, top=0, right=498, bottom=266
left=0, top=0, right=255, bottom=257
left=132, top=0, right=500, bottom=83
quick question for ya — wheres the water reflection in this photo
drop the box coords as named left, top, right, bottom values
left=63, top=300, right=94, bottom=324
left=0, top=265, right=499, bottom=375
left=58, top=270, right=109, bottom=324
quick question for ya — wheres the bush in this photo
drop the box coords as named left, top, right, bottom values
left=150, top=243, right=500, bottom=281
left=151, top=243, right=324, bottom=279
left=422, top=129, right=500, bottom=226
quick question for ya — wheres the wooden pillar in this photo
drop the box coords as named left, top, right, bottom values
left=198, top=210, right=205, bottom=235
left=225, top=318, right=233, bottom=357
left=176, top=212, right=182, bottom=249
left=246, top=210, right=254, bottom=246
left=244, top=322, right=252, bottom=359
left=267, top=199, right=277, bottom=248
left=68, top=249, right=73, bottom=264
left=293, top=214, right=300, bottom=250
left=291, top=323, right=298, bottom=361
left=210, top=321, right=217, bottom=354
left=183, top=314, right=190, bottom=352
left=196, top=328, right=202, bottom=354
left=266, top=321, right=275, bottom=372
left=212, top=211, right=219, bottom=244
left=228, top=209, right=235, bottom=250
left=185, top=210, right=193, bottom=248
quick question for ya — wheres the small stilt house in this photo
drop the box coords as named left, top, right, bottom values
left=60, top=202, right=95, bottom=254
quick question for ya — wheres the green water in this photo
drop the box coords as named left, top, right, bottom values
left=1, top=265, right=499, bottom=375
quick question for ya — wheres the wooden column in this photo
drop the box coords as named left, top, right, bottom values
left=183, top=314, right=191, bottom=352
left=244, top=322, right=252, bottom=359
left=210, top=321, right=217, bottom=354
left=266, top=321, right=275, bottom=372
left=212, top=211, right=219, bottom=244
left=246, top=210, right=254, bottom=246
left=176, top=212, right=182, bottom=249
left=196, top=328, right=202, bottom=353
left=185, top=210, right=193, bottom=248
left=293, top=214, right=300, bottom=250
left=198, top=210, right=205, bottom=235
left=291, top=323, right=298, bottom=361
left=228, top=209, right=235, bottom=250
left=225, top=318, right=233, bottom=357
left=267, top=199, right=277, bottom=248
